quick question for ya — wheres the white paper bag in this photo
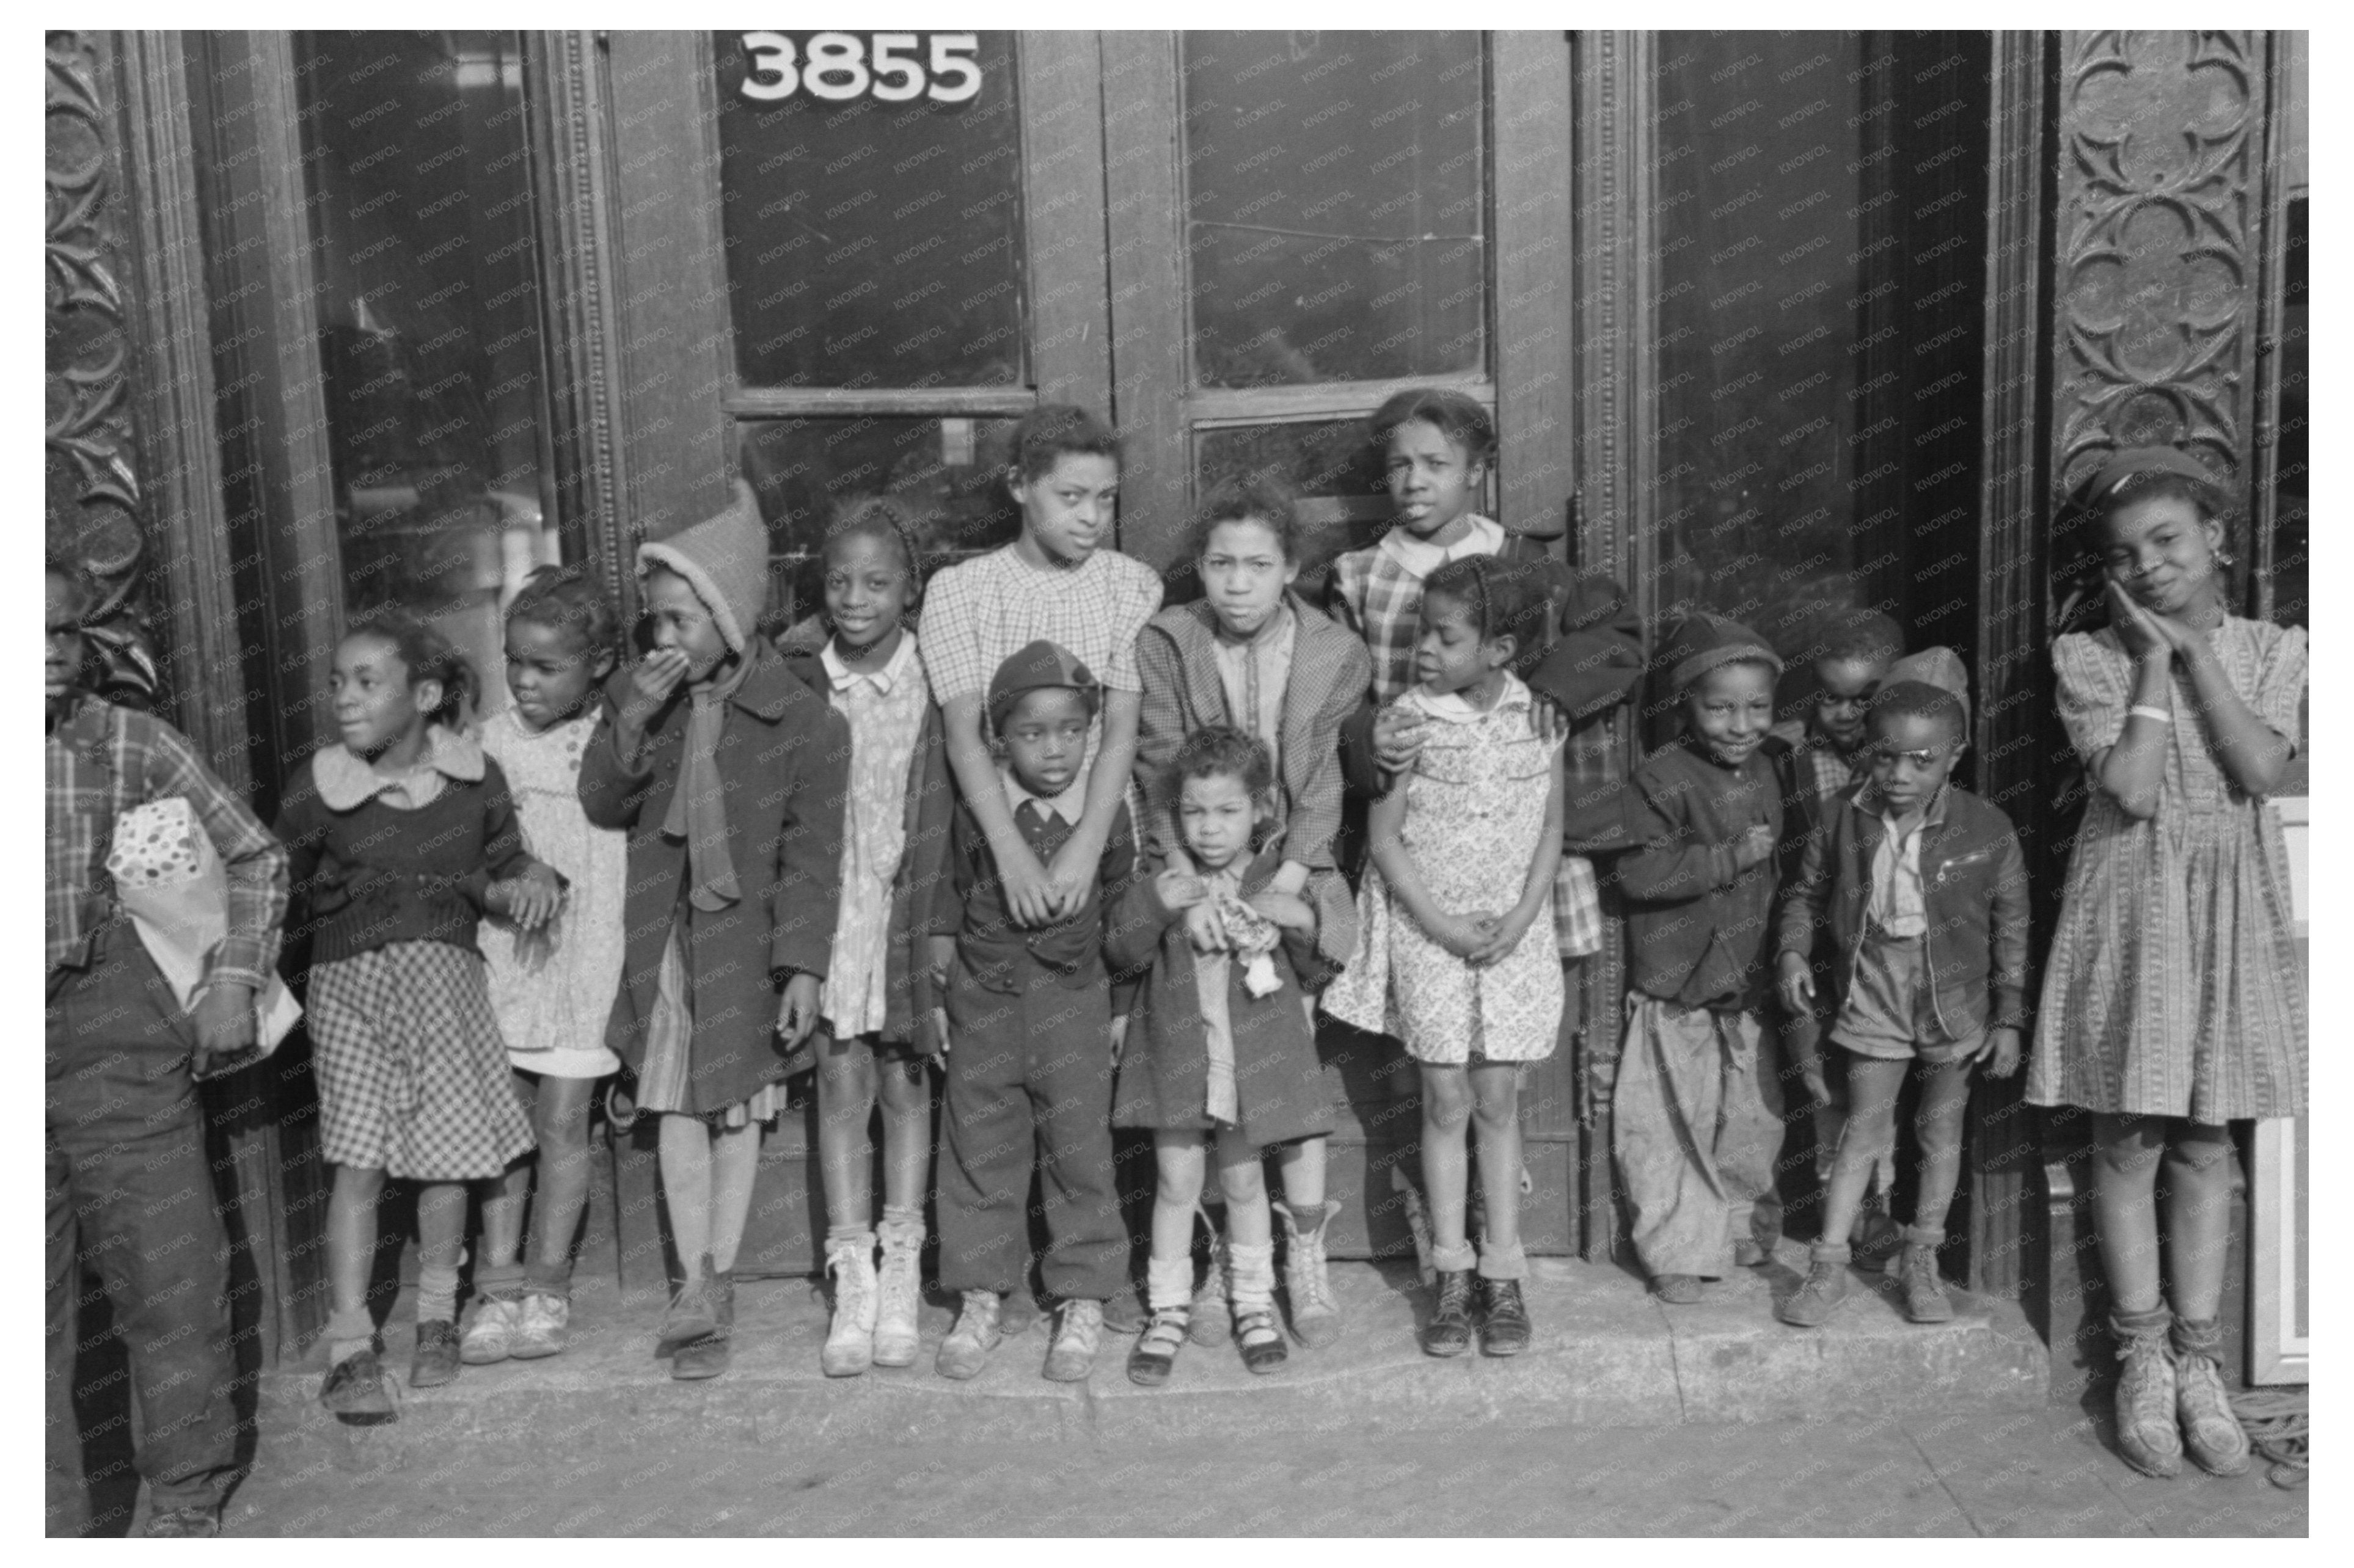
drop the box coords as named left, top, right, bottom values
left=106, top=797, right=301, bottom=1060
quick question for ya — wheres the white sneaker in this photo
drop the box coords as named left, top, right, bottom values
left=821, top=1238, right=879, bottom=1378
left=510, top=1292, right=568, bottom=1360
left=459, top=1296, right=521, bottom=1365
left=873, top=1220, right=924, bottom=1368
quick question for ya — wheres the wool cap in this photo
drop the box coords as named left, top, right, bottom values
left=638, top=480, right=769, bottom=654
left=1882, top=646, right=1970, bottom=727
left=2085, top=445, right=2218, bottom=506
left=988, top=639, right=1100, bottom=731
left=1658, top=610, right=1782, bottom=695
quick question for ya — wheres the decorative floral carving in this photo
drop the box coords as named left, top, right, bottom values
left=46, top=29, right=157, bottom=704
left=2053, top=31, right=2260, bottom=500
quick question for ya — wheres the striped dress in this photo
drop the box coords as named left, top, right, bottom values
left=2027, top=618, right=2308, bottom=1121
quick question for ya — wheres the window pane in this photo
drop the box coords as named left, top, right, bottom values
left=714, top=31, right=1026, bottom=389
left=294, top=31, right=555, bottom=718
left=1182, top=31, right=1486, bottom=388
left=737, top=415, right=1022, bottom=628
left=1195, top=420, right=1389, bottom=582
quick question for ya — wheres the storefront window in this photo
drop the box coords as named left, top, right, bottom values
left=1180, top=31, right=1486, bottom=388
left=737, top=415, right=1021, bottom=627
left=293, top=31, right=555, bottom=716
left=713, top=31, right=1026, bottom=390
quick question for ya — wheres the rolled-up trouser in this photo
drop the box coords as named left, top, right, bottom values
left=46, top=924, right=238, bottom=1536
left=1614, top=996, right=1785, bottom=1278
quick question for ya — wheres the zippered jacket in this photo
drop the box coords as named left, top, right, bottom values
left=1774, top=780, right=2030, bottom=1041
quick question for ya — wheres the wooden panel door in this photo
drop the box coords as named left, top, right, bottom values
left=1101, top=30, right=1585, bottom=1257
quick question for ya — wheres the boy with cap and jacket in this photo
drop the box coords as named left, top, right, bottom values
left=580, top=480, right=850, bottom=1382
left=1610, top=612, right=1792, bottom=1304
left=1773, top=652, right=2027, bottom=1327
left=933, top=640, right=1139, bottom=1384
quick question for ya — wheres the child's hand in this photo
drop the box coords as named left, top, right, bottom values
left=2104, top=578, right=2172, bottom=665
left=1731, top=822, right=1777, bottom=871
left=930, top=1006, right=952, bottom=1057
left=1976, top=1026, right=2022, bottom=1079
left=1109, top=1013, right=1128, bottom=1065
left=1429, top=913, right=1491, bottom=960
left=492, top=864, right=566, bottom=930
left=1155, top=867, right=1207, bottom=911
left=1248, top=889, right=1315, bottom=933
left=1465, top=909, right=1533, bottom=967
left=1183, top=899, right=1230, bottom=953
left=1777, top=952, right=1816, bottom=1013
left=619, top=646, right=691, bottom=734
left=776, top=972, right=822, bottom=1048
left=1529, top=692, right=1568, bottom=746
left=998, top=842, right=1059, bottom=928
left=1373, top=708, right=1428, bottom=775
left=1044, top=837, right=1097, bottom=922
left=927, top=935, right=957, bottom=992
left=189, top=980, right=259, bottom=1076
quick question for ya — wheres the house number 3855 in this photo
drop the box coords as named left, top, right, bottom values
left=738, top=32, right=982, bottom=104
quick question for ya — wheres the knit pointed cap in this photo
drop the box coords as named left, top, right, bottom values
left=1883, top=646, right=1970, bottom=726
left=1658, top=611, right=1782, bottom=694
left=637, top=480, right=769, bottom=655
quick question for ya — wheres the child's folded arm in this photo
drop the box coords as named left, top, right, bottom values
left=577, top=689, right=656, bottom=829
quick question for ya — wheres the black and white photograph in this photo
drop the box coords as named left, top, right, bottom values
left=35, top=11, right=2319, bottom=1539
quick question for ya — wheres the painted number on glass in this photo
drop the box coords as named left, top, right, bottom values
left=739, top=32, right=981, bottom=104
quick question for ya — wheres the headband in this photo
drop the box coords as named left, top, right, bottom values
left=2085, top=446, right=2218, bottom=506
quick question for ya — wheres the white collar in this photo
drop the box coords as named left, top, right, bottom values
left=1000, top=763, right=1091, bottom=826
left=822, top=630, right=918, bottom=694
left=1409, top=673, right=1532, bottom=725
left=1376, top=515, right=1504, bottom=579
left=312, top=724, right=485, bottom=811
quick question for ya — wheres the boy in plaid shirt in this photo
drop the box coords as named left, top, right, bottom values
left=45, top=561, right=287, bottom=1537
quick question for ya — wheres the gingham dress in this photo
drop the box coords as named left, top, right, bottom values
left=2027, top=618, right=2308, bottom=1121
left=309, top=941, right=535, bottom=1179
left=1321, top=677, right=1566, bottom=1063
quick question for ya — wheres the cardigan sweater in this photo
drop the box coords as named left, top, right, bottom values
left=1615, top=735, right=1786, bottom=1012
left=276, top=748, right=531, bottom=967
left=776, top=618, right=958, bottom=1057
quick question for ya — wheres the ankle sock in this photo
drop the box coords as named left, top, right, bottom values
left=1227, top=1241, right=1276, bottom=1314
left=825, top=1222, right=877, bottom=1251
left=324, top=1303, right=374, bottom=1366
left=1146, top=1254, right=1193, bottom=1313
left=417, top=1263, right=461, bottom=1325
left=1476, top=1239, right=1529, bottom=1281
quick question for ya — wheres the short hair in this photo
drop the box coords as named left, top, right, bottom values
left=1164, top=726, right=1276, bottom=817
left=506, top=564, right=621, bottom=662
left=823, top=494, right=927, bottom=604
left=1867, top=679, right=1967, bottom=748
left=343, top=605, right=477, bottom=727
left=1422, top=555, right=1552, bottom=676
left=1369, top=386, right=1497, bottom=469
left=1010, top=403, right=1120, bottom=482
left=1814, top=607, right=1904, bottom=668
left=2091, top=468, right=2231, bottom=538
left=1188, top=473, right=1306, bottom=564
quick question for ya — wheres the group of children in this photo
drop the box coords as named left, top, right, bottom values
left=49, top=390, right=2305, bottom=1529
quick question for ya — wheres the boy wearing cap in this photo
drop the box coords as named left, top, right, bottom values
left=1774, top=662, right=2027, bottom=1328
left=933, top=640, right=1139, bottom=1384
left=1610, top=613, right=1792, bottom=1304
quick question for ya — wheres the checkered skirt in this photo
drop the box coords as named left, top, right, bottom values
left=308, top=941, right=535, bottom=1180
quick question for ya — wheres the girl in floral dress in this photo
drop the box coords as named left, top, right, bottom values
left=1322, top=556, right=1565, bottom=1359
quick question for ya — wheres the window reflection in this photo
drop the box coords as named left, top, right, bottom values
left=1181, top=32, right=1486, bottom=388
left=295, top=30, right=555, bottom=718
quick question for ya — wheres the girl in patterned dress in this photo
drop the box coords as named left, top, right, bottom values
left=277, top=611, right=563, bottom=1415
left=462, top=568, right=626, bottom=1366
left=1323, top=557, right=1565, bottom=1358
left=775, top=500, right=954, bottom=1379
left=2027, top=447, right=2308, bottom=1480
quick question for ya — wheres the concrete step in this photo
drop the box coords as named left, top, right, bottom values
left=259, top=1243, right=2044, bottom=1462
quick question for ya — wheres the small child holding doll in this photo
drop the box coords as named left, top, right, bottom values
left=1111, top=727, right=1335, bottom=1383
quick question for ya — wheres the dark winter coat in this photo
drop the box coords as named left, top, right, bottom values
left=578, top=638, right=850, bottom=1114
left=1107, top=845, right=1337, bottom=1148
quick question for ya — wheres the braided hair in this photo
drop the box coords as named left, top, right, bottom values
left=344, top=604, right=477, bottom=727
left=1422, top=555, right=1552, bottom=678
left=822, top=494, right=929, bottom=611
left=506, top=564, right=622, bottom=664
